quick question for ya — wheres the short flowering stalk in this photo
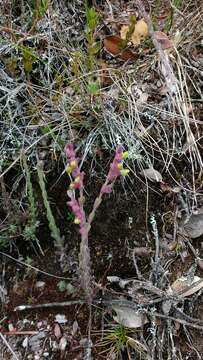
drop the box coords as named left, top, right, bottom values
left=65, top=144, right=129, bottom=302
left=87, top=146, right=129, bottom=227
left=66, top=144, right=86, bottom=232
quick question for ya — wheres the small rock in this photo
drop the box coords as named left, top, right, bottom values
left=37, top=321, right=43, bottom=329
left=29, top=331, right=46, bottom=352
left=8, top=323, right=15, bottom=332
left=59, top=336, right=67, bottom=351
left=35, top=281, right=46, bottom=289
left=22, top=337, right=29, bottom=348
left=43, top=352, right=49, bottom=358
left=55, top=314, right=68, bottom=324
left=52, top=340, right=59, bottom=351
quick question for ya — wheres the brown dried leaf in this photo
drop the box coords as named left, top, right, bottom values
left=72, top=320, right=79, bottom=336
left=112, top=304, right=149, bottom=328
left=167, top=275, right=203, bottom=297
left=126, top=337, right=149, bottom=356
left=141, top=167, right=163, bottom=182
left=181, top=213, right=203, bottom=239
left=133, top=247, right=152, bottom=257
left=153, top=31, right=174, bottom=49
left=104, top=36, right=136, bottom=60
left=54, top=323, right=62, bottom=339
left=59, top=336, right=67, bottom=352
left=120, top=19, right=148, bottom=46
left=160, top=181, right=172, bottom=193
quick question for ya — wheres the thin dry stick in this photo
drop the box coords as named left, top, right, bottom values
left=145, top=310, right=203, bottom=331
left=0, top=332, right=20, bottom=360
left=0, top=252, right=72, bottom=280
left=14, top=300, right=85, bottom=311
left=3, top=331, right=38, bottom=336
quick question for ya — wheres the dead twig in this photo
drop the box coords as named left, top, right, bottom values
left=0, top=251, right=72, bottom=280
left=14, top=300, right=86, bottom=311
left=145, top=310, right=203, bottom=331
left=2, top=331, right=39, bottom=336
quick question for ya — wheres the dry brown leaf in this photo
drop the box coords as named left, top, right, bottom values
left=103, top=36, right=136, bottom=60
left=112, top=304, right=148, bottom=328
left=167, top=275, right=203, bottom=297
left=181, top=213, right=203, bottom=239
left=126, top=337, right=149, bottom=357
left=72, top=320, right=79, bottom=336
left=59, top=336, right=67, bottom=352
left=120, top=19, right=148, bottom=46
left=160, top=181, right=172, bottom=193
left=141, top=167, right=163, bottom=182
left=54, top=323, right=62, bottom=339
left=153, top=31, right=174, bottom=49
left=133, top=247, right=152, bottom=257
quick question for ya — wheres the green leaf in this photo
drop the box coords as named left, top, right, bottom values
left=66, top=283, right=76, bottom=295
left=86, top=7, right=98, bottom=31
left=87, top=81, right=99, bottom=95
left=90, top=41, right=101, bottom=55
left=57, top=280, right=67, bottom=292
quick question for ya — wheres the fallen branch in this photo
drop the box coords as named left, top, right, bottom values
left=14, top=300, right=86, bottom=311
left=2, top=331, right=39, bottom=336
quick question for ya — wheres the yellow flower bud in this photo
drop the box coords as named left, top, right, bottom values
left=117, top=163, right=123, bottom=170
left=74, top=217, right=80, bottom=224
left=74, top=176, right=80, bottom=183
left=69, top=182, right=75, bottom=189
left=70, top=161, right=77, bottom=169
left=122, top=151, right=129, bottom=159
left=121, top=169, right=130, bottom=176
left=66, top=166, right=72, bottom=174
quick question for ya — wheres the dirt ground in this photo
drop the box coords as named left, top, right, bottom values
left=0, top=168, right=203, bottom=359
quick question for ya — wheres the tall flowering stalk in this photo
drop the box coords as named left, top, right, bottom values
left=65, top=144, right=129, bottom=302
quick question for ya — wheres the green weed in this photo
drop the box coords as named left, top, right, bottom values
left=97, top=325, right=147, bottom=359
left=98, top=325, right=131, bottom=358
left=69, top=2, right=101, bottom=99
left=85, top=4, right=101, bottom=73
left=57, top=280, right=76, bottom=295
left=22, top=154, right=44, bottom=253
left=32, top=0, right=49, bottom=21
left=164, top=0, right=183, bottom=32
left=37, top=163, right=64, bottom=249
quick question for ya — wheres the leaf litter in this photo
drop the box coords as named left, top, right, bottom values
left=141, top=166, right=163, bottom=182
left=112, top=303, right=149, bottom=328
left=180, top=212, right=203, bottom=239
